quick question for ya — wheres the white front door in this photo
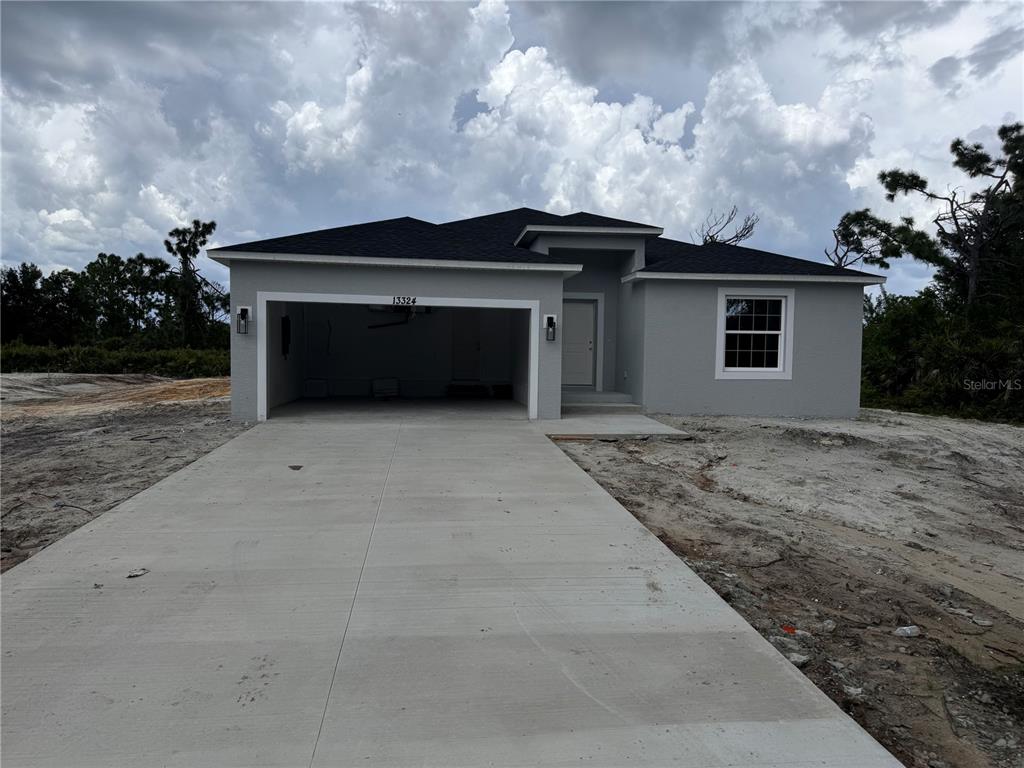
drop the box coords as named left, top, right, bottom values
left=562, top=300, right=596, bottom=387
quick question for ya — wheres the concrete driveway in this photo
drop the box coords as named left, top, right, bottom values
left=2, top=403, right=899, bottom=767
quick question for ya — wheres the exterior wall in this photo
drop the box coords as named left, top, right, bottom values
left=228, top=261, right=565, bottom=420
left=510, top=309, right=530, bottom=406
left=616, top=280, right=646, bottom=401
left=641, top=280, right=864, bottom=417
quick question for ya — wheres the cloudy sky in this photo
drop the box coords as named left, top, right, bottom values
left=2, top=1, right=1021, bottom=293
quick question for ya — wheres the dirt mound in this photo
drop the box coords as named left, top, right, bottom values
left=0, top=373, right=160, bottom=403
left=2, top=376, right=230, bottom=418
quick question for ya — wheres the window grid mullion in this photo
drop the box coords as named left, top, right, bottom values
left=723, top=295, right=785, bottom=371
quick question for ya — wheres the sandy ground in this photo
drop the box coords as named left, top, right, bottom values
left=557, top=410, right=1024, bottom=768
left=1, top=374, right=248, bottom=572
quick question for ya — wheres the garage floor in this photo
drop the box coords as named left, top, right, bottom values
left=1, top=406, right=898, bottom=767
left=270, top=397, right=529, bottom=422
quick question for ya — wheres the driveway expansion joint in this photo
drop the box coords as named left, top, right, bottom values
left=307, top=423, right=402, bottom=768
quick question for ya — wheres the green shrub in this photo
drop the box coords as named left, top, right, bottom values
left=0, top=343, right=229, bottom=378
left=861, top=292, right=1024, bottom=423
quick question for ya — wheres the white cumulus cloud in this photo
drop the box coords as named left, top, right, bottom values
left=1, top=0, right=1019, bottom=299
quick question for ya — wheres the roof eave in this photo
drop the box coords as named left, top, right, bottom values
left=206, top=249, right=583, bottom=275
left=513, top=224, right=664, bottom=247
left=621, top=271, right=886, bottom=285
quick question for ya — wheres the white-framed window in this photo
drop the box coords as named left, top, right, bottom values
left=715, top=287, right=794, bottom=380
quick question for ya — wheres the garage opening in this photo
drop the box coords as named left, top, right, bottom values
left=262, top=298, right=535, bottom=419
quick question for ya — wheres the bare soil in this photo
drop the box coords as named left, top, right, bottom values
left=1, top=374, right=247, bottom=572
left=556, top=409, right=1024, bottom=768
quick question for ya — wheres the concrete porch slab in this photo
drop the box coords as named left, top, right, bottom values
left=538, top=411, right=682, bottom=436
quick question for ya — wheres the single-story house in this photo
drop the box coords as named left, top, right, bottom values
left=208, top=207, right=884, bottom=421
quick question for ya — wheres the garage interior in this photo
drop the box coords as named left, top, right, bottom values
left=265, top=300, right=531, bottom=416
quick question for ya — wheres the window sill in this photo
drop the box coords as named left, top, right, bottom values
left=715, top=369, right=792, bottom=381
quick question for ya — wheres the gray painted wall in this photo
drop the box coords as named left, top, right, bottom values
left=616, top=280, right=646, bottom=401
left=228, top=261, right=565, bottom=420
left=641, top=280, right=864, bottom=417
left=510, top=309, right=530, bottom=406
left=229, top=258, right=865, bottom=420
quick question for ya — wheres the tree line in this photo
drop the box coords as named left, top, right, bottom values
left=830, top=122, right=1023, bottom=422
left=2, top=220, right=228, bottom=350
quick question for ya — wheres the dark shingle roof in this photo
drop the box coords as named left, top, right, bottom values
left=643, top=237, right=870, bottom=277
left=212, top=207, right=877, bottom=279
left=438, top=207, right=658, bottom=243
left=211, top=215, right=557, bottom=264
left=552, top=211, right=660, bottom=229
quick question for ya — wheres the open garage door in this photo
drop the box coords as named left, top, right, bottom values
left=257, top=293, right=538, bottom=420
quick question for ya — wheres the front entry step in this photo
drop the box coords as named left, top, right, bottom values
left=561, top=389, right=634, bottom=405
left=561, top=402, right=642, bottom=415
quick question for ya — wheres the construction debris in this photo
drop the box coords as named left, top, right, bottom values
left=893, top=625, right=922, bottom=638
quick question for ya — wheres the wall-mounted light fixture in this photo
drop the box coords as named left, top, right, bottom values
left=543, top=314, right=557, bottom=342
left=236, top=306, right=251, bottom=335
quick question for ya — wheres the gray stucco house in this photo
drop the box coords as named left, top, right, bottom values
left=208, top=208, right=884, bottom=421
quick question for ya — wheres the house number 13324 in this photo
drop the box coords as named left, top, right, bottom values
left=392, top=296, right=417, bottom=305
